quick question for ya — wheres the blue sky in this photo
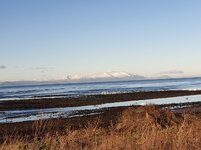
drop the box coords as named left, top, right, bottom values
left=0, top=0, right=201, bottom=81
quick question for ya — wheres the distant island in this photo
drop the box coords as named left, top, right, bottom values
left=0, top=71, right=173, bottom=87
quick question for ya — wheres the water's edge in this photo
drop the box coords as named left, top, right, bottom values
left=1, top=94, right=201, bottom=123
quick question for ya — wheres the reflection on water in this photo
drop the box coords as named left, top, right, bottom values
left=1, top=77, right=201, bottom=101
left=1, top=94, right=201, bottom=123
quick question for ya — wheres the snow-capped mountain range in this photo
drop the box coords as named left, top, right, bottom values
left=66, top=71, right=146, bottom=82
left=0, top=71, right=173, bottom=86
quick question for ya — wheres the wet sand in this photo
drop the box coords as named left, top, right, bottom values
left=1, top=90, right=201, bottom=111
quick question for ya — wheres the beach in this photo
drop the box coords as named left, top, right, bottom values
left=1, top=90, right=201, bottom=141
left=1, top=90, right=201, bottom=111
left=2, top=80, right=201, bottom=148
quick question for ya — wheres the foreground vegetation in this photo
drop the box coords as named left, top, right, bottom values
left=1, top=106, right=201, bottom=150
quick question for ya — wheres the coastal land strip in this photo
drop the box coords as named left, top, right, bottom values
left=1, top=90, right=201, bottom=111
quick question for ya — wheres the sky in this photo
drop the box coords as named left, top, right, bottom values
left=0, top=0, right=201, bottom=82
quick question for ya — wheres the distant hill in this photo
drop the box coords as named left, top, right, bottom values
left=66, top=71, right=146, bottom=82
left=0, top=71, right=174, bottom=87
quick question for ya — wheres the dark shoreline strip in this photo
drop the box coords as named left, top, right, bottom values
left=1, top=90, right=201, bottom=111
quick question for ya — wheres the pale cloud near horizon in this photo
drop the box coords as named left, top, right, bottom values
left=0, top=65, right=6, bottom=69
left=157, top=70, right=184, bottom=75
left=32, top=67, right=54, bottom=70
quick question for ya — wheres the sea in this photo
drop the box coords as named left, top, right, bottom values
left=2, top=77, right=201, bottom=123
left=1, top=77, right=201, bottom=101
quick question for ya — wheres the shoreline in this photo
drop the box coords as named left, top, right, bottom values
left=1, top=102, right=201, bottom=142
left=1, top=90, right=201, bottom=111
left=1, top=90, right=201, bottom=142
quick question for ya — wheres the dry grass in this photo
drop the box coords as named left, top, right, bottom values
left=1, top=106, right=201, bottom=150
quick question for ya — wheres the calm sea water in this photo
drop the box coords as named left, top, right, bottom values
left=1, top=77, right=201, bottom=101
